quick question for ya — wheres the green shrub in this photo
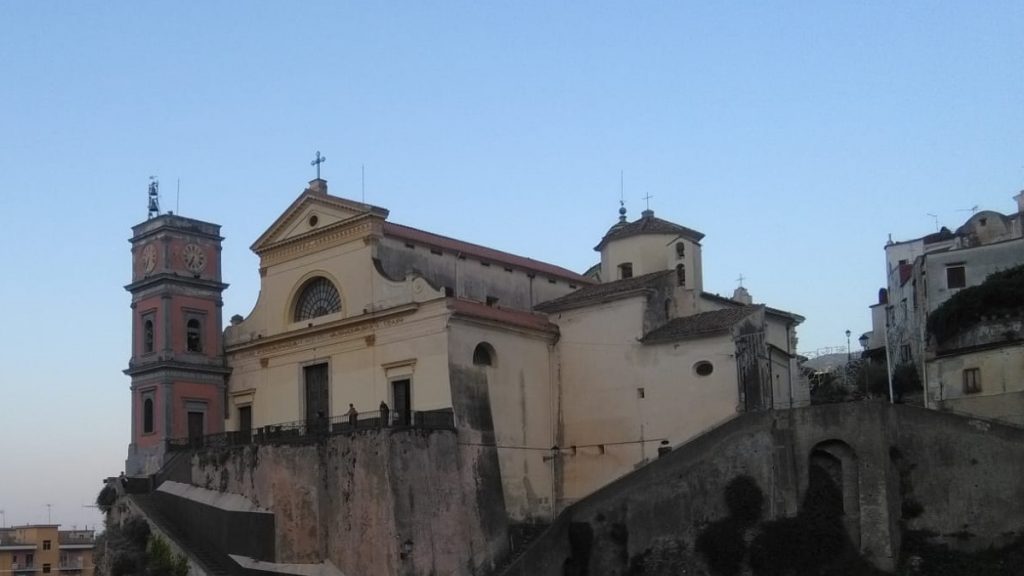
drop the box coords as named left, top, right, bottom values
left=927, top=265, right=1024, bottom=343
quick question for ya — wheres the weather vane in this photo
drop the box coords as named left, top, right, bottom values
left=311, top=151, right=327, bottom=180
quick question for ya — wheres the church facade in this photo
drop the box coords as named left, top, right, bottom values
left=126, top=178, right=806, bottom=520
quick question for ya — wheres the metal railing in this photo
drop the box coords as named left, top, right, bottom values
left=11, top=563, right=36, bottom=571
left=58, top=559, right=85, bottom=570
left=167, top=408, right=455, bottom=451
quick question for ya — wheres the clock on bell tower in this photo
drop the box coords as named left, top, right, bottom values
left=125, top=212, right=230, bottom=476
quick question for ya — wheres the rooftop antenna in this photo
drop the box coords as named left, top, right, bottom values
left=1, top=509, right=5, bottom=527
left=176, top=178, right=181, bottom=214
left=44, top=503, right=52, bottom=524
left=926, top=213, right=939, bottom=231
left=957, top=205, right=979, bottom=214
left=147, top=177, right=160, bottom=219
left=362, top=164, right=365, bottom=203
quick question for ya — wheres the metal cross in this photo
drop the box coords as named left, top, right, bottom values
left=642, top=193, right=654, bottom=210
left=737, top=274, right=746, bottom=287
left=311, top=151, right=327, bottom=179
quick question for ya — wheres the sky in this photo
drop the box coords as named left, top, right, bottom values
left=0, top=2, right=1022, bottom=531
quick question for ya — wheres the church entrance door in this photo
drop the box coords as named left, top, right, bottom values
left=304, top=364, right=329, bottom=428
left=392, top=379, right=411, bottom=426
left=187, top=411, right=204, bottom=445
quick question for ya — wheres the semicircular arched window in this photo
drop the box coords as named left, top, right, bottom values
left=294, top=277, right=342, bottom=321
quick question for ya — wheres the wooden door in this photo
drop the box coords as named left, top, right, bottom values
left=304, top=364, right=329, bottom=425
left=392, top=379, right=411, bottom=426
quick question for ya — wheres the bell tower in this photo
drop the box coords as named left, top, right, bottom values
left=125, top=210, right=229, bottom=475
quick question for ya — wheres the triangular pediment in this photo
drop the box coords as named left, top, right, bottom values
left=251, top=186, right=389, bottom=254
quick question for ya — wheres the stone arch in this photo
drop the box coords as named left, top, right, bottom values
left=809, top=439, right=860, bottom=548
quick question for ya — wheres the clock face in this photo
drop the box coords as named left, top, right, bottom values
left=182, top=243, right=207, bottom=273
left=141, top=244, right=157, bottom=274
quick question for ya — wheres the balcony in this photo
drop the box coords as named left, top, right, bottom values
left=11, top=563, right=38, bottom=572
left=59, top=558, right=85, bottom=570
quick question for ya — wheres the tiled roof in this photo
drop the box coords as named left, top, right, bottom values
left=534, top=270, right=672, bottom=312
left=448, top=298, right=558, bottom=333
left=594, top=211, right=705, bottom=251
left=383, top=222, right=594, bottom=285
left=642, top=307, right=759, bottom=344
left=700, top=292, right=804, bottom=324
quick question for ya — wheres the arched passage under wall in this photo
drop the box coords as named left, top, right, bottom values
left=809, top=439, right=860, bottom=548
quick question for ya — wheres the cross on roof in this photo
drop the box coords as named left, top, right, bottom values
left=311, top=151, right=327, bottom=179
left=642, top=193, right=654, bottom=211
left=736, top=274, right=746, bottom=288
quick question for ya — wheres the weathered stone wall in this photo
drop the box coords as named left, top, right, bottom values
left=892, top=405, right=1024, bottom=550
left=501, top=402, right=1024, bottom=576
left=190, top=428, right=508, bottom=576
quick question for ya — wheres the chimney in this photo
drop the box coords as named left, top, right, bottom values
left=732, top=286, right=753, bottom=305
left=1015, top=190, right=1024, bottom=214
left=308, top=178, right=328, bottom=195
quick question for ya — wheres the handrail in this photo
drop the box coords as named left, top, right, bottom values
left=166, top=408, right=455, bottom=451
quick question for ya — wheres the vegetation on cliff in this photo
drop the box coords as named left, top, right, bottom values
left=927, top=264, right=1024, bottom=344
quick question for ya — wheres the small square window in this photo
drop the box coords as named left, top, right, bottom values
left=43, top=540, right=51, bottom=550
left=637, top=387, right=645, bottom=399
left=963, top=368, right=981, bottom=394
left=946, top=265, right=966, bottom=289
left=43, top=564, right=51, bottom=574
left=618, top=263, right=633, bottom=279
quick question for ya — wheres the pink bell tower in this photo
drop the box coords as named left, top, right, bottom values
left=125, top=204, right=229, bottom=475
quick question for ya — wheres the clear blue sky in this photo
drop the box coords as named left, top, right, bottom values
left=1, top=2, right=1021, bottom=530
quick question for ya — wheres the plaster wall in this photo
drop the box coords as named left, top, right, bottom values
left=376, top=238, right=580, bottom=310
left=225, top=302, right=452, bottom=430
left=923, top=237, right=1024, bottom=313
left=189, top=429, right=508, bottom=576
left=448, top=320, right=557, bottom=521
left=552, top=297, right=740, bottom=506
left=927, top=343, right=1024, bottom=424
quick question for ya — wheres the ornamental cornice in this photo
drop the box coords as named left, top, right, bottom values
left=125, top=360, right=232, bottom=378
left=258, top=217, right=381, bottom=268
left=125, top=273, right=229, bottom=294
left=226, top=303, right=416, bottom=359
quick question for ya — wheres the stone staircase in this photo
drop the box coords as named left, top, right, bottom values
left=131, top=492, right=234, bottom=576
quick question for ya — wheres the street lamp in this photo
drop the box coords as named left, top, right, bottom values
left=845, top=330, right=852, bottom=364
left=859, top=333, right=869, bottom=351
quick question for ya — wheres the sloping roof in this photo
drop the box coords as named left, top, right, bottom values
left=383, top=222, right=593, bottom=284
left=594, top=211, right=705, bottom=251
left=448, top=298, right=558, bottom=333
left=642, top=306, right=759, bottom=344
left=251, top=184, right=389, bottom=253
left=700, top=292, right=805, bottom=324
left=534, top=270, right=672, bottom=312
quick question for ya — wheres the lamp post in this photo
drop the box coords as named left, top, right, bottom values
left=845, top=330, right=852, bottom=364
left=859, top=333, right=869, bottom=351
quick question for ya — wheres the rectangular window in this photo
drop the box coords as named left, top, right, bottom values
left=946, top=265, right=966, bottom=289
left=900, top=344, right=911, bottom=363
left=963, top=368, right=981, bottom=394
left=43, top=540, right=51, bottom=550
left=618, top=263, right=633, bottom=279
left=43, top=564, right=51, bottom=574
left=485, top=296, right=498, bottom=307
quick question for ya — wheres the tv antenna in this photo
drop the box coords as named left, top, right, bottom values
left=44, top=503, right=52, bottom=524
left=957, top=205, right=979, bottom=214
left=147, top=177, right=160, bottom=219
left=926, top=213, right=939, bottom=231
left=0, top=509, right=5, bottom=527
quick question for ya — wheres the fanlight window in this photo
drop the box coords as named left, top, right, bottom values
left=294, top=277, right=342, bottom=321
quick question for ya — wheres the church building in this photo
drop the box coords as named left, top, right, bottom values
left=125, top=176, right=806, bottom=519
